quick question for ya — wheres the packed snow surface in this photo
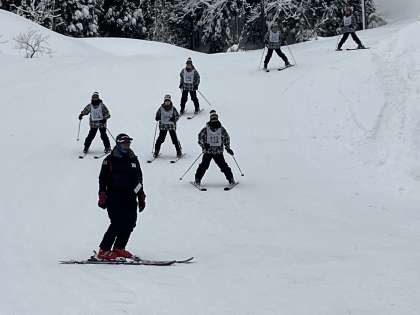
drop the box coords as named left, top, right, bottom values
left=1, top=9, right=420, bottom=315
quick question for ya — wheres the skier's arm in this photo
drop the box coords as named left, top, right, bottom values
left=179, top=69, right=184, bottom=88
left=198, top=128, right=206, bottom=148
left=79, top=104, right=90, bottom=119
left=194, top=70, right=200, bottom=88
left=173, top=108, right=180, bottom=122
left=99, top=158, right=110, bottom=192
left=264, top=33, right=268, bottom=45
left=155, top=108, right=161, bottom=121
left=102, top=104, right=111, bottom=120
left=222, top=128, right=231, bottom=149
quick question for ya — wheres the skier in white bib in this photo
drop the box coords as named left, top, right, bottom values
left=337, top=7, right=366, bottom=50
left=153, top=94, right=182, bottom=158
left=179, top=57, right=200, bottom=115
left=263, top=24, right=291, bottom=71
left=78, top=92, right=111, bottom=154
left=194, top=110, right=235, bottom=185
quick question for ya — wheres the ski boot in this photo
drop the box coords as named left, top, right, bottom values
left=104, top=147, right=111, bottom=154
left=113, top=248, right=134, bottom=259
left=97, top=249, right=118, bottom=260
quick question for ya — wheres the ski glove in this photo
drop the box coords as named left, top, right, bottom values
left=193, top=85, right=198, bottom=90
left=226, top=148, right=234, bottom=156
left=203, top=143, right=210, bottom=150
left=98, top=192, right=107, bottom=209
left=78, top=114, right=83, bottom=120
left=138, top=191, right=146, bottom=212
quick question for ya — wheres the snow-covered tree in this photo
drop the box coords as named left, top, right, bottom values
left=12, top=0, right=61, bottom=29
left=60, top=0, right=103, bottom=37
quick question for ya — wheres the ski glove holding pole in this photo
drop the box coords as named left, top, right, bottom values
left=98, top=192, right=107, bottom=209
left=226, top=148, right=234, bottom=156
left=138, top=191, right=146, bottom=212
left=78, top=114, right=83, bottom=120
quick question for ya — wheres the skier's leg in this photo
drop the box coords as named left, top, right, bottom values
left=169, top=130, right=182, bottom=155
left=337, top=33, right=350, bottom=49
left=180, top=90, right=188, bottom=114
left=213, top=154, right=234, bottom=183
left=99, top=127, right=111, bottom=150
left=275, top=48, right=290, bottom=66
left=194, top=153, right=213, bottom=183
left=350, top=32, right=364, bottom=47
left=154, top=130, right=167, bottom=155
left=190, top=91, right=200, bottom=112
left=99, top=208, right=118, bottom=251
left=84, top=127, right=98, bottom=151
left=263, top=49, right=274, bottom=68
left=114, top=209, right=137, bottom=250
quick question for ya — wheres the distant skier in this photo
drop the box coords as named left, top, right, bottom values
left=336, top=7, right=366, bottom=51
left=194, top=110, right=235, bottom=185
left=97, top=133, right=146, bottom=260
left=78, top=92, right=111, bottom=154
left=153, top=94, right=182, bottom=158
left=179, top=57, right=200, bottom=115
left=263, top=24, right=291, bottom=71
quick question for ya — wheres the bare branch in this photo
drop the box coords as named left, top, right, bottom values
left=13, top=29, right=52, bottom=58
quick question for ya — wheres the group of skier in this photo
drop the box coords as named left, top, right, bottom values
left=78, top=58, right=237, bottom=260
left=76, top=6, right=367, bottom=261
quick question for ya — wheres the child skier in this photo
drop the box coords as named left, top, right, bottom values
left=337, top=7, right=366, bottom=51
left=153, top=94, right=182, bottom=158
left=194, top=110, right=235, bottom=185
left=179, top=57, right=200, bottom=115
left=78, top=92, right=111, bottom=154
left=263, top=24, right=291, bottom=71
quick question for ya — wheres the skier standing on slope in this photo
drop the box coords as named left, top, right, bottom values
left=78, top=92, right=111, bottom=154
left=179, top=57, right=200, bottom=115
left=153, top=94, right=182, bottom=158
left=97, top=133, right=146, bottom=260
left=336, top=7, right=366, bottom=51
left=263, top=24, right=291, bottom=71
left=194, top=110, right=235, bottom=185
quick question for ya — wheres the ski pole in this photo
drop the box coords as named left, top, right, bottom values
left=197, top=90, right=213, bottom=108
left=231, top=155, right=244, bottom=177
left=106, top=127, right=116, bottom=141
left=285, top=40, right=297, bottom=66
left=179, top=152, right=203, bottom=181
left=258, top=46, right=265, bottom=70
left=76, top=120, right=81, bottom=141
left=151, top=121, right=158, bottom=154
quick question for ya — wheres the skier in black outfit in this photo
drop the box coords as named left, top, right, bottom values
left=179, top=57, right=200, bottom=115
left=78, top=92, right=111, bottom=154
left=154, top=94, right=182, bottom=158
left=263, top=24, right=291, bottom=71
left=97, top=133, right=146, bottom=260
left=194, top=110, right=235, bottom=185
left=337, top=7, right=366, bottom=51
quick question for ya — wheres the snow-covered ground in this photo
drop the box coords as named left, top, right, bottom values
left=1, top=9, right=420, bottom=315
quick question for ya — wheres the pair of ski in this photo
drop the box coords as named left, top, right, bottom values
left=190, top=181, right=239, bottom=191
left=264, top=64, right=294, bottom=73
left=78, top=152, right=109, bottom=159
left=147, top=153, right=185, bottom=164
left=60, top=251, right=194, bottom=266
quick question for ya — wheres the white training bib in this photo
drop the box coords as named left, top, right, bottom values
left=160, top=107, right=175, bottom=125
left=183, top=69, right=195, bottom=84
left=90, top=103, right=104, bottom=121
left=269, top=31, right=280, bottom=43
left=344, top=16, right=352, bottom=27
left=206, top=127, right=222, bottom=147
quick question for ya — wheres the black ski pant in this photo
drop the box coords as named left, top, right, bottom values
left=154, top=130, right=181, bottom=154
left=195, top=153, right=234, bottom=182
left=180, top=90, right=200, bottom=112
left=84, top=127, right=110, bottom=150
left=264, top=48, right=289, bottom=67
left=338, top=32, right=362, bottom=49
left=99, top=193, right=137, bottom=251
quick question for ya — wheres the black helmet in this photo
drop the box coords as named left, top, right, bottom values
left=116, top=133, right=133, bottom=144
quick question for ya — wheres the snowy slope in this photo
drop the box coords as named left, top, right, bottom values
left=1, top=9, right=420, bottom=315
